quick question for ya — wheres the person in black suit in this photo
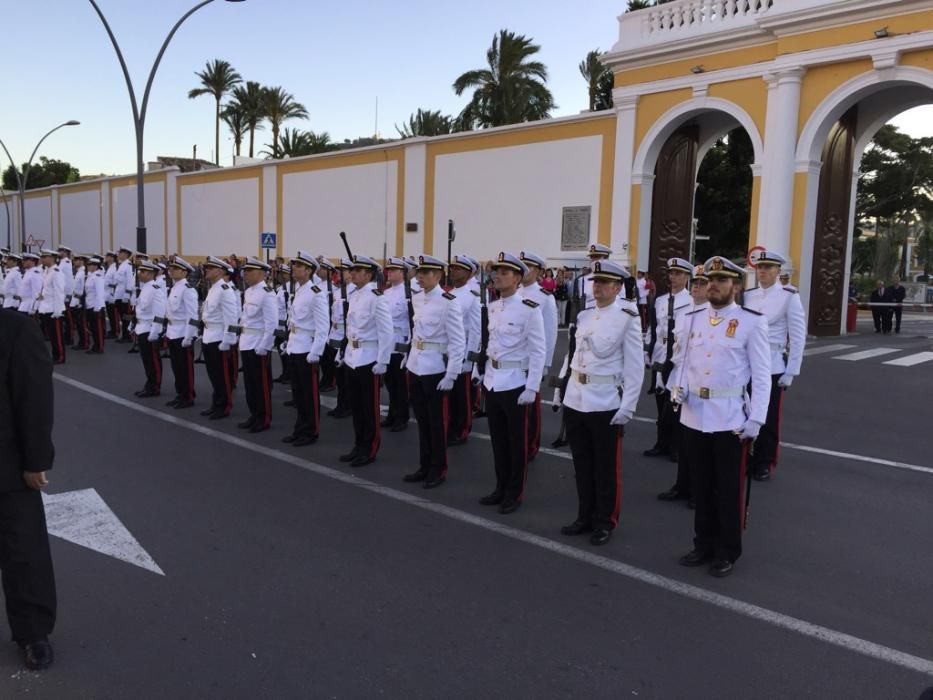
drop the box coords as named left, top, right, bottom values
left=0, top=309, right=57, bottom=670
left=889, top=277, right=907, bottom=334
left=869, top=281, right=891, bottom=333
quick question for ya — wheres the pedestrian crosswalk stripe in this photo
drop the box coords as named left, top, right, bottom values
left=882, top=351, right=933, bottom=367
left=803, top=344, right=855, bottom=357
left=832, top=348, right=900, bottom=361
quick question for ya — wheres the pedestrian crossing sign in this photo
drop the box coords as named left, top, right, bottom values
left=261, top=232, right=277, bottom=249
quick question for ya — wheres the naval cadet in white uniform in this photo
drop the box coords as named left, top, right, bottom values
left=669, top=256, right=771, bottom=577
left=446, top=254, right=481, bottom=445
left=402, top=255, right=466, bottom=489
left=2, top=254, right=23, bottom=310
left=742, top=250, right=806, bottom=481
left=132, top=260, right=167, bottom=398
left=382, top=257, right=413, bottom=432
left=37, top=250, right=66, bottom=364
left=237, top=257, right=279, bottom=433
left=199, top=257, right=240, bottom=419
left=164, top=257, right=199, bottom=408
left=84, top=257, right=107, bottom=354
left=554, top=260, right=643, bottom=546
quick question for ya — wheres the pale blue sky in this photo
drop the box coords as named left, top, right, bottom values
left=1, top=0, right=929, bottom=177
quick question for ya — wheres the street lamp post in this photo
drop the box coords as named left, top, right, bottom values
left=0, top=121, right=81, bottom=250
left=88, top=0, right=246, bottom=255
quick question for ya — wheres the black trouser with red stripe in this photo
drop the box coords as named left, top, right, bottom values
left=228, top=343, right=240, bottom=388
left=137, top=335, right=162, bottom=393
left=168, top=337, right=195, bottom=401
left=0, top=489, right=57, bottom=644
left=87, top=308, right=106, bottom=353
left=684, top=427, right=747, bottom=563
left=564, top=407, right=623, bottom=531
left=106, top=302, right=119, bottom=338
left=447, top=371, right=472, bottom=443
left=347, top=362, right=381, bottom=459
left=203, top=341, right=233, bottom=416
left=409, top=372, right=449, bottom=480
left=63, top=304, right=74, bottom=345
left=384, top=353, right=409, bottom=427
left=116, top=300, right=132, bottom=340
left=526, top=391, right=542, bottom=460
left=750, top=374, right=784, bottom=476
left=485, top=386, right=530, bottom=504
left=242, top=349, right=272, bottom=429
left=290, top=353, right=320, bottom=440
left=39, top=314, right=65, bottom=364
left=72, top=307, right=88, bottom=349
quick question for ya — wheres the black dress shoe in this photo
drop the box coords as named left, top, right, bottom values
left=551, top=438, right=568, bottom=448
left=447, top=436, right=467, bottom=447
left=283, top=400, right=295, bottom=407
left=709, top=559, right=734, bottom=578
left=389, top=422, right=408, bottom=433
left=248, top=424, right=269, bottom=434
left=208, top=411, right=228, bottom=420
left=498, top=500, right=520, bottom=515
left=379, top=418, right=393, bottom=428
left=403, top=470, right=427, bottom=483
left=282, top=434, right=297, bottom=443
left=326, top=408, right=338, bottom=417
left=128, top=346, right=139, bottom=354
left=560, top=520, right=593, bottom=536
left=657, top=487, right=688, bottom=502
left=479, top=491, right=504, bottom=506
left=137, top=390, right=160, bottom=398
left=589, top=529, right=612, bottom=546
left=174, top=400, right=194, bottom=410
left=23, top=638, right=53, bottom=671
left=679, top=549, right=714, bottom=567
left=339, top=448, right=360, bottom=463
left=165, top=398, right=181, bottom=407
left=350, top=455, right=374, bottom=467
left=332, top=409, right=352, bottom=419
left=753, top=468, right=771, bottom=482
left=85, top=349, right=103, bottom=354
left=422, top=476, right=445, bottom=489
left=292, top=435, right=317, bottom=446
left=134, top=390, right=146, bottom=397
left=643, top=445, right=666, bottom=457
left=200, top=408, right=216, bottom=417
left=237, top=419, right=256, bottom=429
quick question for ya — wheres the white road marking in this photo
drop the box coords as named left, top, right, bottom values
left=832, top=348, right=900, bottom=361
left=883, top=351, right=933, bottom=367
left=43, top=488, right=164, bottom=575
left=802, top=344, right=856, bottom=357
left=54, top=373, right=933, bottom=677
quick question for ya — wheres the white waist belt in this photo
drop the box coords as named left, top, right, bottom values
left=770, top=342, right=788, bottom=352
left=414, top=340, right=446, bottom=352
left=491, top=358, right=528, bottom=370
left=689, top=385, right=745, bottom=399
left=240, top=327, right=263, bottom=335
left=572, top=370, right=619, bottom=385
left=289, top=326, right=315, bottom=336
left=350, top=339, right=378, bottom=349
left=205, top=322, right=225, bottom=330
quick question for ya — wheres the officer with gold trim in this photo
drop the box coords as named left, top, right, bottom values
left=669, top=255, right=770, bottom=577
left=164, top=257, right=199, bottom=408
left=382, top=256, right=413, bottom=432
left=199, top=256, right=239, bottom=419
left=237, top=257, right=279, bottom=433
left=132, top=260, right=167, bottom=398
left=555, top=260, right=643, bottom=546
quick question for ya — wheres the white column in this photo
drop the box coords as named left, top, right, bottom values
left=610, top=93, right=639, bottom=266
left=758, top=67, right=805, bottom=256
left=50, top=188, right=60, bottom=248
left=403, top=140, right=427, bottom=258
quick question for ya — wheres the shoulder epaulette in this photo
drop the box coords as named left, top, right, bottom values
left=522, top=298, right=539, bottom=309
left=185, top=282, right=192, bottom=288
left=372, top=289, right=383, bottom=296
left=470, top=289, right=480, bottom=297
left=686, top=306, right=708, bottom=315
left=153, top=284, right=160, bottom=289
left=311, top=285, right=321, bottom=294
left=621, top=307, right=638, bottom=317
left=264, top=286, right=272, bottom=292
left=741, top=305, right=763, bottom=316
left=442, top=292, right=456, bottom=301
left=222, top=283, right=229, bottom=290
left=673, top=303, right=691, bottom=312
left=541, top=289, right=553, bottom=296
left=413, top=289, right=423, bottom=295
left=783, top=287, right=798, bottom=294
left=746, top=286, right=760, bottom=292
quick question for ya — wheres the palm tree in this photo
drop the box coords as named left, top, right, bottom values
left=396, top=109, right=454, bottom=138
left=188, top=59, right=242, bottom=165
left=453, top=29, right=555, bottom=130
left=306, top=131, right=335, bottom=154
left=221, top=104, right=248, bottom=157
left=263, top=129, right=336, bottom=158
left=229, top=81, right=266, bottom=158
left=579, top=49, right=614, bottom=112
left=262, top=86, right=309, bottom=159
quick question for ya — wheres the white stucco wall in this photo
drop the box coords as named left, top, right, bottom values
left=111, top=181, right=167, bottom=255
left=432, top=136, right=604, bottom=260
left=179, top=175, right=260, bottom=257
left=60, top=189, right=102, bottom=254
left=0, top=194, right=13, bottom=249
left=281, top=161, right=398, bottom=259
left=23, top=196, right=53, bottom=246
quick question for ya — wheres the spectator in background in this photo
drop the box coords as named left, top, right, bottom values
left=541, top=268, right=557, bottom=294
left=554, top=269, right=568, bottom=326
left=636, top=270, right=649, bottom=331
left=870, top=280, right=892, bottom=334
left=889, top=276, right=906, bottom=334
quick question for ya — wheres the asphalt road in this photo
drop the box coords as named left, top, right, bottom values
left=3, top=326, right=933, bottom=699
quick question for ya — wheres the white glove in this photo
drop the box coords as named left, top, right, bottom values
left=436, top=375, right=455, bottom=392
left=610, top=407, right=632, bottom=426
left=280, top=341, right=288, bottom=354
left=471, top=365, right=483, bottom=385
left=552, top=387, right=562, bottom=408
left=335, top=354, right=344, bottom=368
left=256, top=348, right=268, bottom=357
left=738, top=419, right=762, bottom=441
left=399, top=353, right=408, bottom=370
left=148, top=332, right=160, bottom=342
left=778, top=373, right=794, bottom=389
left=307, top=354, right=320, bottom=364
left=219, top=341, right=231, bottom=352
left=372, top=362, right=387, bottom=376
left=670, top=386, right=688, bottom=404
left=517, top=389, right=537, bottom=406
left=182, top=337, right=193, bottom=348
left=543, top=365, right=550, bottom=376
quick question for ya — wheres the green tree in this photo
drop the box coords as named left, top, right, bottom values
left=263, top=128, right=335, bottom=158
left=579, top=49, right=613, bottom=111
left=188, top=59, right=243, bottom=165
left=262, top=86, right=309, bottom=159
left=396, top=109, right=454, bottom=138
left=3, top=157, right=80, bottom=191
left=221, top=104, right=248, bottom=158
left=626, top=0, right=676, bottom=11
left=693, top=128, right=754, bottom=261
left=229, top=81, right=266, bottom=158
left=453, top=29, right=555, bottom=130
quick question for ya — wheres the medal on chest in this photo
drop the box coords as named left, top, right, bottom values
left=709, top=316, right=724, bottom=327
left=726, top=319, right=739, bottom=338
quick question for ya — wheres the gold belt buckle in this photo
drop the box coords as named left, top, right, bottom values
left=699, top=387, right=711, bottom=399
left=491, top=359, right=500, bottom=370
left=415, top=340, right=425, bottom=350
left=578, top=373, right=589, bottom=385
left=351, top=340, right=359, bottom=349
